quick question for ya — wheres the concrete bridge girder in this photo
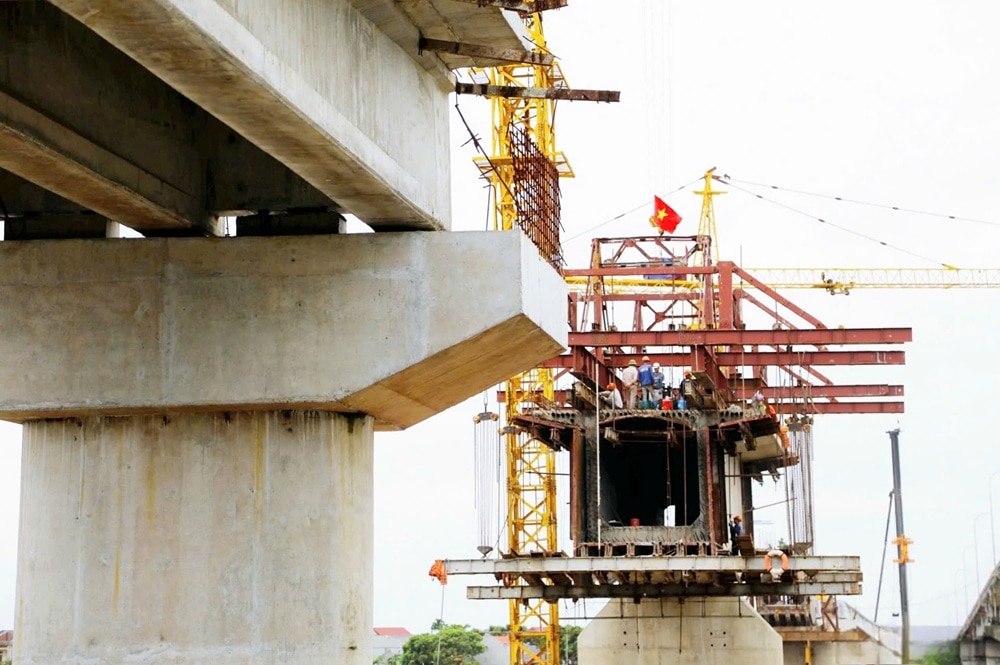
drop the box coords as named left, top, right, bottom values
left=47, top=0, right=522, bottom=231
left=0, top=2, right=342, bottom=236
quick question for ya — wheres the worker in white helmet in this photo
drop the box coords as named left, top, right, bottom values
left=651, top=362, right=665, bottom=405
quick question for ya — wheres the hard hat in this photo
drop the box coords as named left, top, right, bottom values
left=733, top=515, right=742, bottom=522
left=652, top=362, right=661, bottom=370
left=684, top=370, right=692, bottom=376
left=628, top=359, right=637, bottom=366
left=642, top=355, right=650, bottom=362
left=607, top=382, right=616, bottom=390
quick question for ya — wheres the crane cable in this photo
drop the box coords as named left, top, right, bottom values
left=725, top=176, right=1000, bottom=229
left=563, top=177, right=702, bottom=244
left=873, top=490, right=895, bottom=623
left=722, top=179, right=959, bottom=269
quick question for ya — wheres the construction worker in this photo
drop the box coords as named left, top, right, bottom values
left=679, top=369, right=693, bottom=399
left=637, top=355, right=654, bottom=407
left=730, top=515, right=744, bottom=541
left=600, top=382, right=623, bottom=409
left=622, top=359, right=639, bottom=409
left=651, top=362, right=665, bottom=404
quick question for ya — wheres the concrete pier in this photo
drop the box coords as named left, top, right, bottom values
left=3, top=231, right=566, bottom=663
left=17, top=412, right=373, bottom=664
left=578, top=598, right=783, bottom=665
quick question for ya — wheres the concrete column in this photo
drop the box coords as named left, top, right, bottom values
left=16, top=411, right=373, bottom=664
left=0, top=232, right=565, bottom=663
left=578, top=598, right=782, bottom=665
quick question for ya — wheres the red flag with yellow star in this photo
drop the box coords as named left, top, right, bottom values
left=650, top=196, right=682, bottom=234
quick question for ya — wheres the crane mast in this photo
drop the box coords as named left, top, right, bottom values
left=477, top=12, right=567, bottom=665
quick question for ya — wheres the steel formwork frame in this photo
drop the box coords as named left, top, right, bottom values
left=561, top=235, right=910, bottom=415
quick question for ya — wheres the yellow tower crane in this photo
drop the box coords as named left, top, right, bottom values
left=473, top=12, right=565, bottom=665
left=461, top=4, right=616, bottom=661
left=694, top=169, right=1000, bottom=294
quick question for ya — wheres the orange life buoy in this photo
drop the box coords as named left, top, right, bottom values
left=764, top=549, right=789, bottom=573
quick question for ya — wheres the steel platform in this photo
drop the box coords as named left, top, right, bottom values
left=442, top=554, right=862, bottom=600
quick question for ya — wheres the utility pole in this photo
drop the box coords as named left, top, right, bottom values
left=888, top=429, right=912, bottom=664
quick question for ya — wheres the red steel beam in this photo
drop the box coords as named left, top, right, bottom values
left=564, top=266, right=717, bottom=278
left=733, top=385, right=905, bottom=399
left=542, top=350, right=905, bottom=368
left=803, top=402, right=904, bottom=414
left=497, top=391, right=903, bottom=414
left=569, top=328, right=912, bottom=347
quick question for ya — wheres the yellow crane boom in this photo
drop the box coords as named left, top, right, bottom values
left=741, top=268, right=1000, bottom=293
left=564, top=268, right=1000, bottom=295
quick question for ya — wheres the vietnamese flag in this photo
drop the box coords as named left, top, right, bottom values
left=651, top=196, right=682, bottom=234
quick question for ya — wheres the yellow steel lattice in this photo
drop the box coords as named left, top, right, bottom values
left=473, top=12, right=570, bottom=663
left=473, top=11, right=567, bottom=665
left=504, top=369, right=559, bottom=665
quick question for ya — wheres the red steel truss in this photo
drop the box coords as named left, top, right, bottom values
left=552, top=235, right=910, bottom=414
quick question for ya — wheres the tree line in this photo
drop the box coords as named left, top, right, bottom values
left=376, top=620, right=581, bottom=665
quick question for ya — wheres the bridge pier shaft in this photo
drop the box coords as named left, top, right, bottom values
left=17, top=412, right=373, bottom=664
left=0, top=232, right=565, bottom=663
left=579, top=598, right=783, bottom=665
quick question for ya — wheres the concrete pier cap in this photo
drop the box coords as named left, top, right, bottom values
left=0, top=230, right=567, bottom=430
left=579, top=597, right=783, bottom=665
left=8, top=229, right=564, bottom=663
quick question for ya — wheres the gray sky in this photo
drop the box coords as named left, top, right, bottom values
left=2, top=0, right=1000, bottom=637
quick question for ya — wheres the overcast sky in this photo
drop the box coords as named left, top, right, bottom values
left=1, top=0, right=1000, bottom=638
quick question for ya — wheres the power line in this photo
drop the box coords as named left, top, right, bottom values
left=725, top=176, right=1000, bottom=229
left=563, top=177, right=701, bottom=244
left=723, top=180, right=959, bottom=269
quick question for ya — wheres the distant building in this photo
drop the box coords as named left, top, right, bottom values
left=479, top=634, right=511, bottom=665
left=373, top=626, right=411, bottom=663
left=0, top=630, right=11, bottom=662
left=371, top=626, right=511, bottom=664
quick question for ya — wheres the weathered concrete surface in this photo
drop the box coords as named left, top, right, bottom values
left=785, top=639, right=900, bottom=665
left=48, top=0, right=518, bottom=229
left=578, top=598, right=782, bottom=665
left=0, top=3, right=338, bottom=235
left=0, top=231, right=566, bottom=429
left=15, top=411, right=374, bottom=664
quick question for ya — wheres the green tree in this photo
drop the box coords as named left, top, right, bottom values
left=560, top=624, right=582, bottom=665
left=399, top=624, right=485, bottom=665
left=919, top=641, right=961, bottom=665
